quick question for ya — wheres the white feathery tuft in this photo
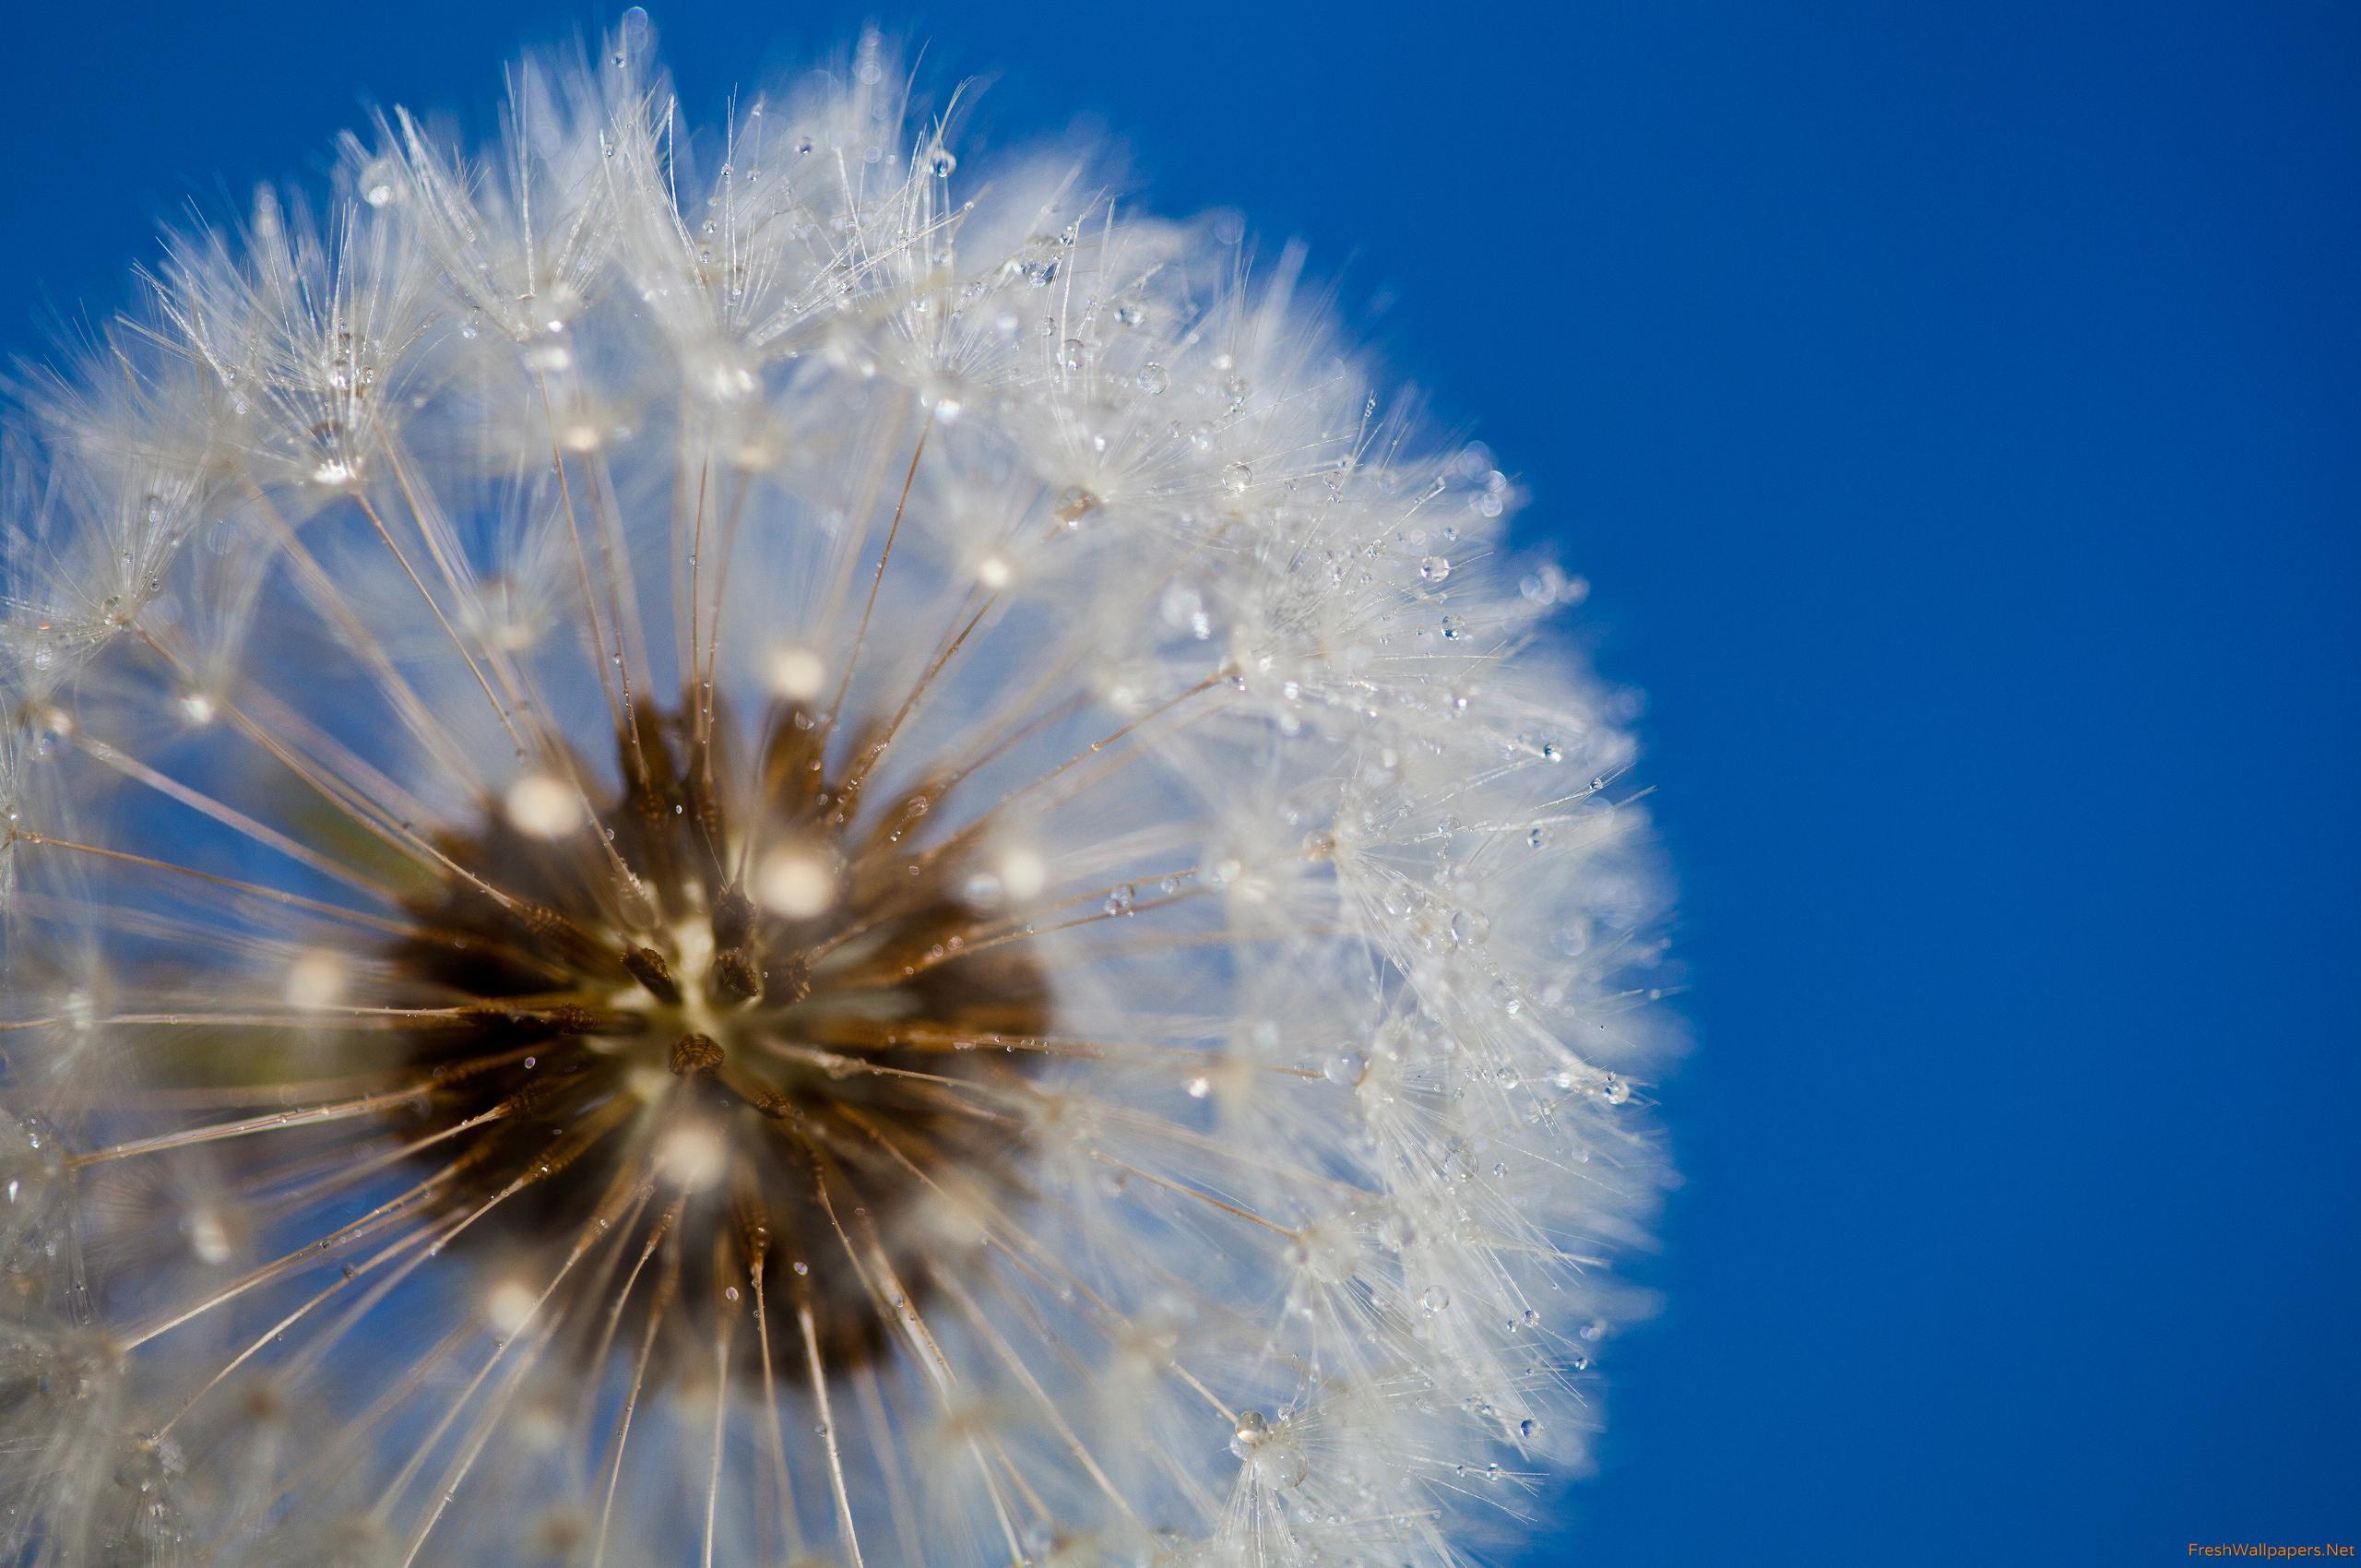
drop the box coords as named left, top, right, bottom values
left=0, top=22, right=1673, bottom=1567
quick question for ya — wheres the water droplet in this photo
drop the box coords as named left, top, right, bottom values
left=504, top=775, right=584, bottom=839
left=927, top=145, right=956, bottom=178
left=1421, top=1285, right=1452, bottom=1313
left=1252, top=1441, right=1308, bottom=1489
left=1220, top=462, right=1251, bottom=495
left=615, top=6, right=652, bottom=65
left=1419, top=555, right=1452, bottom=582
left=1450, top=908, right=1492, bottom=947
left=1135, top=362, right=1169, bottom=395
left=359, top=157, right=401, bottom=208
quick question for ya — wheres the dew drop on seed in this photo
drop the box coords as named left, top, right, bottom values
left=359, top=158, right=400, bottom=208
left=1252, top=1441, right=1309, bottom=1489
left=504, top=775, right=583, bottom=838
left=757, top=844, right=837, bottom=918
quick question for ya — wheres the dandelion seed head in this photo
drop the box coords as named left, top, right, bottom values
left=0, top=23, right=1673, bottom=1567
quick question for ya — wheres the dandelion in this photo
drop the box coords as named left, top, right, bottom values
left=0, top=21, right=1669, bottom=1567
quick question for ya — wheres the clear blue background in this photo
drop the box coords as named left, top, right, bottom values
left=6, top=3, right=2355, bottom=1562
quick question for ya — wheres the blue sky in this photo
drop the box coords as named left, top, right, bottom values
left=5, top=2, right=2355, bottom=1562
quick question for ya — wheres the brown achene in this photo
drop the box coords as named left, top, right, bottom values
left=384, top=693, right=1050, bottom=1376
